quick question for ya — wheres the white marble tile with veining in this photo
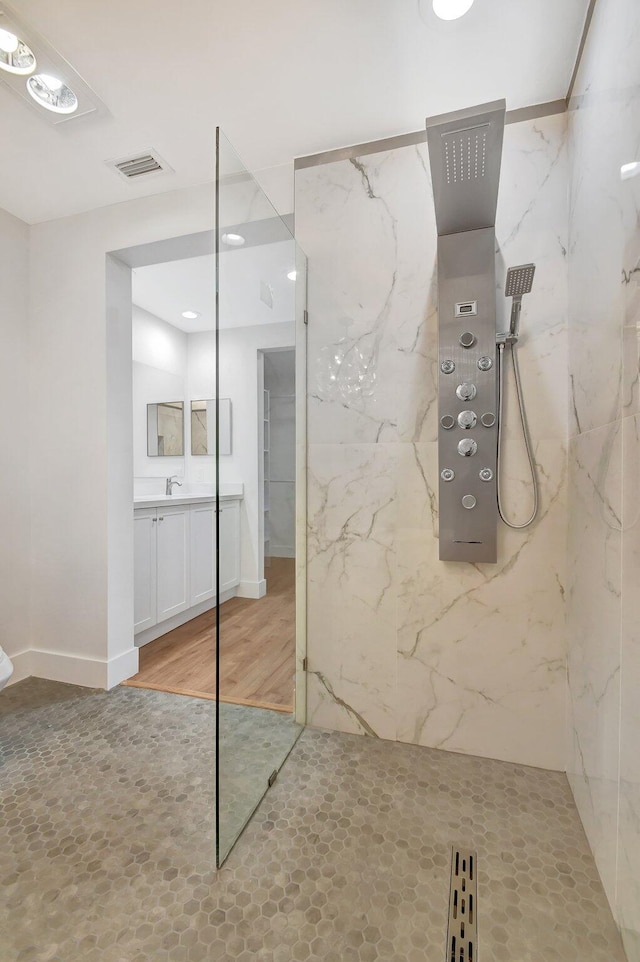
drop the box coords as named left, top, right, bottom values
left=297, top=114, right=570, bottom=771
left=396, top=440, right=567, bottom=770
left=497, top=114, right=569, bottom=442
left=297, top=117, right=568, bottom=449
left=566, top=422, right=622, bottom=906
left=306, top=443, right=399, bottom=740
left=565, top=0, right=640, bottom=436
left=297, top=146, right=437, bottom=445
left=621, top=171, right=640, bottom=421
left=618, top=414, right=640, bottom=956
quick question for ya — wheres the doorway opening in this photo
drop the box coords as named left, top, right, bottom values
left=106, top=156, right=307, bottom=862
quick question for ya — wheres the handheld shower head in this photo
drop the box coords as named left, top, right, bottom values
left=505, top=263, right=536, bottom=298
left=504, top=263, right=536, bottom=340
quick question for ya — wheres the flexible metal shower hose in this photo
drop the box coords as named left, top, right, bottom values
left=497, top=341, right=539, bottom=528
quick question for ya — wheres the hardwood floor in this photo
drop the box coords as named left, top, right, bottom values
left=123, top=557, right=295, bottom=711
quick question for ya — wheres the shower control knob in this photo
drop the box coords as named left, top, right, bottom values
left=477, top=355, right=493, bottom=371
left=441, top=468, right=455, bottom=482
left=440, top=415, right=455, bottom=430
left=462, top=495, right=477, bottom=510
left=457, top=410, right=477, bottom=430
left=456, top=382, right=477, bottom=401
left=459, top=332, right=476, bottom=348
left=457, top=438, right=478, bottom=457
left=479, top=468, right=494, bottom=482
left=480, top=412, right=496, bottom=427
left=441, top=359, right=456, bottom=374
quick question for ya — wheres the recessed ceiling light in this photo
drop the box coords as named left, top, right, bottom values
left=621, top=161, right=640, bottom=181
left=0, top=27, right=36, bottom=75
left=287, top=270, right=297, bottom=281
left=221, top=232, right=245, bottom=247
left=27, top=73, right=78, bottom=114
left=181, top=310, right=200, bottom=320
left=432, top=0, right=475, bottom=20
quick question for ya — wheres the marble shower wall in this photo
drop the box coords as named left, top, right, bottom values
left=295, top=113, right=568, bottom=771
left=566, top=0, right=640, bottom=955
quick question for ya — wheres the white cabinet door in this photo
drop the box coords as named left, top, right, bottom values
left=134, top=508, right=157, bottom=634
left=156, top=505, right=191, bottom=623
left=190, top=502, right=216, bottom=606
left=219, top=500, right=240, bottom=593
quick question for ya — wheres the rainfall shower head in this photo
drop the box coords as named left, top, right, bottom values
left=425, top=99, right=506, bottom=236
left=505, top=263, right=536, bottom=299
left=504, top=263, right=536, bottom=341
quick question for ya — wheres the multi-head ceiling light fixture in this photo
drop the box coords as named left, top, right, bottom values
left=0, top=21, right=78, bottom=115
left=0, top=3, right=106, bottom=124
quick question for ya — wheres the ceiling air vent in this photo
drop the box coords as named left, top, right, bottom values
left=106, top=149, right=173, bottom=182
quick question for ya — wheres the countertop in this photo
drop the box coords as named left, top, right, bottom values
left=133, top=484, right=243, bottom=510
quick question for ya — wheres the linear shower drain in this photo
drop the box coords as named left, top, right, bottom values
left=446, top=846, right=478, bottom=962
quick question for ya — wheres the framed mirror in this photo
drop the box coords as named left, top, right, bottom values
left=147, top=401, right=185, bottom=456
left=191, top=398, right=231, bottom=456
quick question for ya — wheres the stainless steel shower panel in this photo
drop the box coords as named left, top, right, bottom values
left=438, top=228, right=498, bottom=563
left=426, top=100, right=506, bottom=236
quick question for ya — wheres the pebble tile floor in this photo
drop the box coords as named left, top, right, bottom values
left=0, top=678, right=627, bottom=962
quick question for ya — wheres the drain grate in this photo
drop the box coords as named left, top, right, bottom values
left=446, top=846, right=478, bottom=962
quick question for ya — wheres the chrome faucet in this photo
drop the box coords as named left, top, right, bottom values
left=165, top=476, right=182, bottom=496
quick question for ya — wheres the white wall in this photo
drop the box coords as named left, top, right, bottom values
left=185, top=330, right=215, bottom=484
left=28, top=183, right=215, bottom=688
left=132, top=306, right=187, bottom=479
left=0, top=207, right=31, bottom=677
left=264, top=350, right=296, bottom=558
left=218, top=324, right=295, bottom=591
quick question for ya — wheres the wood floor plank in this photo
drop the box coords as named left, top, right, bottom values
left=123, top=557, right=295, bottom=710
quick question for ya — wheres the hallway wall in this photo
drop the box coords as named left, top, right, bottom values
left=0, top=207, right=31, bottom=676
left=566, top=0, right=640, bottom=956
left=295, top=112, right=569, bottom=770
left=264, top=350, right=296, bottom=559
left=27, top=183, right=215, bottom=687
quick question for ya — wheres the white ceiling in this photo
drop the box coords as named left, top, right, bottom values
left=0, top=0, right=590, bottom=224
left=132, top=243, right=296, bottom=333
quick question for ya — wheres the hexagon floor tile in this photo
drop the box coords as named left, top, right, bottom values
left=0, top=678, right=627, bottom=961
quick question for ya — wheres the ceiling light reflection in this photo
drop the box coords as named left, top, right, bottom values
left=432, top=0, right=475, bottom=20
left=621, top=161, right=640, bottom=181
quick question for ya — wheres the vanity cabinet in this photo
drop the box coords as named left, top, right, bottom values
left=219, top=501, right=240, bottom=592
left=190, top=502, right=216, bottom=606
left=156, top=505, right=191, bottom=623
left=133, top=507, right=158, bottom=633
left=134, top=498, right=241, bottom=637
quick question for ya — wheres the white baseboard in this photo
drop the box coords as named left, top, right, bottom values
left=6, top=650, right=32, bottom=687
left=22, top=649, right=105, bottom=688
left=237, top=579, right=267, bottom=599
left=270, top=545, right=295, bottom=558
left=107, top=647, right=139, bottom=689
left=5, top=646, right=139, bottom=691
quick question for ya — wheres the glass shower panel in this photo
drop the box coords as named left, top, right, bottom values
left=215, top=129, right=306, bottom=866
